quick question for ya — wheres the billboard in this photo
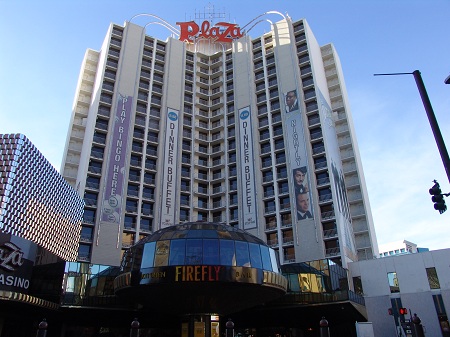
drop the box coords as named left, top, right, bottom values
left=100, top=95, right=133, bottom=225
left=283, top=89, right=314, bottom=221
left=238, top=107, right=257, bottom=229
left=160, top=108, right=180, bottom=228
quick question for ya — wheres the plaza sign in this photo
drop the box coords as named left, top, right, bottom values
left=176, top=21, right=244, bottom=43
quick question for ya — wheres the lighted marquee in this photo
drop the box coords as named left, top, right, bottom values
left=177, top=21, right=244, bottom=43
left=0, top=233, right=36, bottom=294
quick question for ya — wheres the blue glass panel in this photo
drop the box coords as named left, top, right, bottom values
left=270, top=249, right=279, bottom=272
left=235, top=241, right=250, bottom=267
left=260, top=246, right=272, bottom=271
left=202, top=230, right=218, bottom=238
left=169, top=239, right=186, bottom=265
left=141, top=242, right=156, bottom=268
left=249, top=243, right=263, bottom=269
left=186, top=239, right=203, bottom=264
left=203, top=239, right=220, bottom=265
left=288, top=274, right=300, bottom=292
left=220, top=240, right=236, bottom=266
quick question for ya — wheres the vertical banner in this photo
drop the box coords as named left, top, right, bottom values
left=238, top=107, right=257, bottom=229
left=317, top=90, right=356, bottom=262
left=283, top=89, right=314, bottom=221
left=160, top=108, right=180, bottom=228
left=101, top=95, right=133, bottom=224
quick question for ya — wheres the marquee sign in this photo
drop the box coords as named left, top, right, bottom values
left=176, top=21, right=244, bottom=43
left=0, top=233, right=36, bottom=293
left=140, top=266, right=260, bottom=285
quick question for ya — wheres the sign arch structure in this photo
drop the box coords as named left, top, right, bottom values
left=128, top=11, right=287, bottom=46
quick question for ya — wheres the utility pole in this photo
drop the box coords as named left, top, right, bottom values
left=374, top=70, right=450, bottom=184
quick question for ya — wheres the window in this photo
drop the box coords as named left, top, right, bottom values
left=229, top=193, right=238, bottom=205
left=80, top=227, right=93, bottom=241
left=180, top=209, right=190, bottom=221
left=142, top=202, right=152, bottom=216
left=220, top=240, right=235, bottom=266
left=127, top=184, right=139, bottom=197
left=83, top=209, right=96, bottom=224
left=229, top=179, right=238, bottom=190
left=353, top=276, right=363, bottom=295
left=235, top=241, right=250, bottom=267
left=140, top=218, right=151, bottom=231
left=426, top=267, right=440, bottom=289
left=261, top=156, right=272, bottom=168
left=169, top=240, right=186, bottom=266
left=264, top=186, right=274, bottom=198
left=387, top=272, right=400, bottom=293
left=86, top=176, right=100, bottom=189
left=203, top=239, right=220, bottom=265
left=78, top=244, right=91, bottom=258
left=230, top=208, right=238, bottom=220
left=186, top=239, right=202, bottom=264
left=249, top=243, right=263, bottom=269
left=126, top=200, right=138, bottom=213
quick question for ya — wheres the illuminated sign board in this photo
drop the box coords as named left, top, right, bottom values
left=0, top=233, right=36, bottom=293
left=176, top=21, right=244, bottom=43
left=140, top=266, right=260, bottom=285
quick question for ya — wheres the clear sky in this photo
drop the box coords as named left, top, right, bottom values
left=1, top=0, right=450, bottom=251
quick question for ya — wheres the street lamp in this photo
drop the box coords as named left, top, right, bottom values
left=374, top=70, right=450, bottom=184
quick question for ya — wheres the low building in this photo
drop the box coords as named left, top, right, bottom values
left=349, top=249, right=450, bottom=337
left=378, top=240, right=429, bottom=258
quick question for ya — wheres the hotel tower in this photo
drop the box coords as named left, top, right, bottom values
left=61, top=11, right=378, bottom=269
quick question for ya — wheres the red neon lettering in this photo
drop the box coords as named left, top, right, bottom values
left=177, top=20, right=244, bottom=43
left=176, top=21, right=200, bottom=43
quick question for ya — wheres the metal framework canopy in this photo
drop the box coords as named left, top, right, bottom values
left=128, top=10, right=287, bottom=43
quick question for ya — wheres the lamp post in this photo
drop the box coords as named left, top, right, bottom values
left=374, top=70, right=450, bottom=183
left=130, top=318, right=140, bottom=337
left=319, top=317, right=330, bottom=337
left=36, top=319, right=48, bottom=337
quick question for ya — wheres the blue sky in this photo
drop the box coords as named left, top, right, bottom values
left=1, top=0, right=450, bottom=251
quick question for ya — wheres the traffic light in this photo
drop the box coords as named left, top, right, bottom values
left=429, top=180, right=447, bottom=214
left=399, top=308, right=408, bottom=315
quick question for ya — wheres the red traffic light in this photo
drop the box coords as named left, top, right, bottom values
left=399, top=308, right=408, bottom=315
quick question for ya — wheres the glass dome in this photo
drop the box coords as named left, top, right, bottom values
left=115, top=222, right=287, bottom=315
left=120, top=222, right=280, bottom=273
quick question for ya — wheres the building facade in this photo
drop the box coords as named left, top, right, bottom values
left=0, top=133, right=85, bottom=337
left=378, top=239, right=429, bottom=258
left=349, top=249, right=450, bottom=337
left=60, top=12, right=378, bottom=269
left=0, top=133, right=84, bottom=260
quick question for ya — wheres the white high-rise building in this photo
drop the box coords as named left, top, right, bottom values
left=61, top=12, right=378, bottom=267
